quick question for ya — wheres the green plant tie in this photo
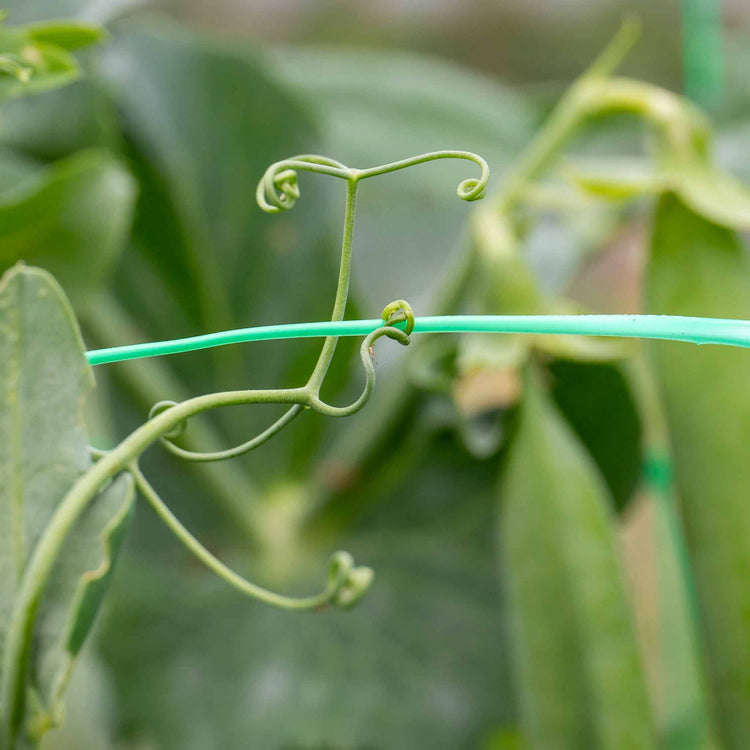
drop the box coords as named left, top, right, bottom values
left=86, top=313, right=750, bottom=366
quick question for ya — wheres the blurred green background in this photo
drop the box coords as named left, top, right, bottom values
left=2, top=0, right=750, bottom=748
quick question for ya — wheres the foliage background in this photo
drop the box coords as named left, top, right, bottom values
left=1, top=0, right=750, bottom=748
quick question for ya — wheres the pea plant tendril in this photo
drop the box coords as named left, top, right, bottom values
left=1, top=150, right=490, bottom=745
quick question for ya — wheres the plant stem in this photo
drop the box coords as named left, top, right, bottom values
left=130, top=465, right=346, bottom=611
left=308, top=177, right=359, bottom=392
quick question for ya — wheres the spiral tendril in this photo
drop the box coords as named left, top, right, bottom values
left=381, top=299, right=415, bottom=335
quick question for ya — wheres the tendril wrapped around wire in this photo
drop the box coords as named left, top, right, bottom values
left=89, top=152, right=487, bottom=614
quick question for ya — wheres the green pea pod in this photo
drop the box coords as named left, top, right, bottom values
left=498, top=369, right=654, bottom=749
left=645, top=194, right=750, bottom=747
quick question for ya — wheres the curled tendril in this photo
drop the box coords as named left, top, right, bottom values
left=308, top=323, right=410, bottom=417
left=381, top=299, right=415, bottom=335
left=256, top=155, right=349, bottom=213
left=149, top=304, right=415, bottom=459
left=155, top=404, right=304, bottom=464
left=149, top=400, right=187, bottom=440
left=256, top=150, right=490, bottom=214
left=457, top=176, right=486, bottom=202
left=130, top=464, right=372, bottom=611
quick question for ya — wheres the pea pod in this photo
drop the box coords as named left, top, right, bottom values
left=498, top=369, right=653, bottom=749
left=645, top=194, right=750, bottom=747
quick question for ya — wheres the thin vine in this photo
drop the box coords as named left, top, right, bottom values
left=1, top=150, right=489, bottom=745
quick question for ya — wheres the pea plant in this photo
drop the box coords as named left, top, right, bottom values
left=1, top=11, right=750, bottom=750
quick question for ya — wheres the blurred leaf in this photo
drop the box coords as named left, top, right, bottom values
left=0, top=148, right=42, bottom=195
left=19, top=21, right=105, bottom=51
left=0, top=149, right=136, bottom=311
left=0, top=265, right=133, bottom=745
left=0, top=16, right=105, bottom=102
left=548, top=359, right=642, bottom=512
left=0, top=40, right=79, bottom=100
left=498, top=369, right=653, bottom=748
left=645, top=194, right=750, bottom=747
left=563, top=157, right=663, bottom=200
left=0, top=79, right=121, bottom=160
left=671, top=155, right=750, bottom=231
left=648, top=464, right=714, bottom=749
left=468, top=206, right=542, bottom=315
left=565, top=137, right=750, bottom=232
left=100, top=436, right=516, bottom=750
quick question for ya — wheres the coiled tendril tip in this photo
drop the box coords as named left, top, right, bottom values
left=382, top=299, right=416, bottom=336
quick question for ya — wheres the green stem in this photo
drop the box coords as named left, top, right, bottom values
left=495, top=20, right=640, bottom=213
left=85, top=293, right=263, bottom=537
left=130, top=465, right=350, bottom=611
left=308, top=177, right=359, bottom=392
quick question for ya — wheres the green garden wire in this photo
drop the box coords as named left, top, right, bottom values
left=86, top=313, right=750, bottom=366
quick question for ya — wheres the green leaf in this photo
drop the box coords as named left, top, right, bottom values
left=0, top=148, right=42, bottom=196
left=0, top=265, right=134, bottom=744
left=0, top=80, right=121, bottom=160
left=649, top=463, right=715, bottom=748
left=498, top=369, right=653, bottom=749
left=671, top=155, right=750, bottom=231
left=0, top=39, right=79, bottom=101
left=0, top=149, right=136, bottom=312
left=0, top=15, right=105, bottom=104
left=564, top=142, right=750, bottom=231
left=19, top=22, right=106, bottom=52
left=26, top=472, right=133, bottom=741
left=548, top=359, right=642, bottom=512
left=645, top=194, right=750, bottom=747
left=563, top=157, right=664, bottom=201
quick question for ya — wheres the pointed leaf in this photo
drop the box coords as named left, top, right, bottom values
left=498, top=370, right=653, bottom=748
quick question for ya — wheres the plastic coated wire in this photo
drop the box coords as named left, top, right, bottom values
left=86, top=314, right=750, bottom=366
